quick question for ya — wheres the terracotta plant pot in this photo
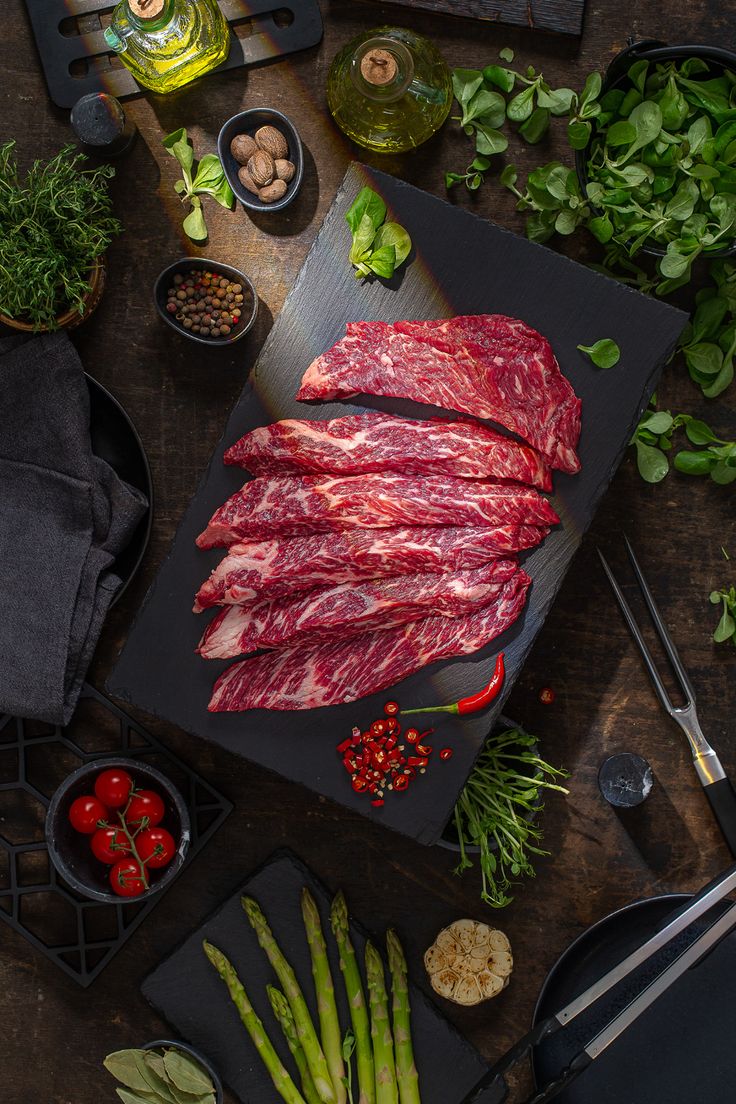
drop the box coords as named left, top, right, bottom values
left=0, top=257, right=106, bottom=333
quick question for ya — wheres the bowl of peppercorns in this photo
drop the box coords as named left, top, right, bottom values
left=154, top=258, right=258, bottom=345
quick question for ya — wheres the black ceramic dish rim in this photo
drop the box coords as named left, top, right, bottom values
left=45, top=757, right=192, bottom=905
left=154, top=258, right=258, bottom=347
left=575, top=38, right=736, bottom=259
left=84, top=373, right=153, bottom=605
left=217, top=107, right=304, bottom=213
left=436, top=715, right=539, bottom=855
left=142, top=1039, right=224, bottom=1104
left=529, top=893, right=688, bottom=1089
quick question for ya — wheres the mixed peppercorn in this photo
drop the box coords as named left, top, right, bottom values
left=165, top=267, right=249, bottom=339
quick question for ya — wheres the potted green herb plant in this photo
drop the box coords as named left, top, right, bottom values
left=0, top=142, right=122, bottom=332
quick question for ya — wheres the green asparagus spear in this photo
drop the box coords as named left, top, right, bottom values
left=242, top=896, right=337, bottom=1104
left=203, top=941, right=307, bottom=1104
left=365, top=942, right=398, bottom=1104
left=330, top=892, right=375, bottom=1104
left=302, top=888, right=347, bottom=1104
left=268, top=985, right=323, bottom=1104
left=386, top=932, right=420, bottom=1104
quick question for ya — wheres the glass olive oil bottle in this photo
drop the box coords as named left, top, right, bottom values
left=104, top=0, right=230, bottom=95
left=327, top=26, right=452, bottom=153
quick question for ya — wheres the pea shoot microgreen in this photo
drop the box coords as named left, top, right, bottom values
left=576, top=338, right=621, bottom=368
left=345, top=187, right=412, bottom=280
left=163, top=128, right=233, bottom=243
left=710, top=586, right=736, bottom=645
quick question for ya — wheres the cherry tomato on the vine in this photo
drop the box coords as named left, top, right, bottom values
left=126, top=789, right=165, bottom=828
left=109, top=857, right=147, bottom=897
left=68, top=795, right=109, bottom=834
left=136, top=827, right=176, bottom=869
left=90, top=825, right=130, bottom=865
left=94, top=768, right=133, bottom=809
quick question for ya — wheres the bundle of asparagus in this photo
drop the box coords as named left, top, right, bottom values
left=203, top=887, right=421, bottom=1104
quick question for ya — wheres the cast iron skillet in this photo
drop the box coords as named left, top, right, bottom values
left=531, top=892, right=736, bottom=1103
left=86, top=373, right=153, bottom=602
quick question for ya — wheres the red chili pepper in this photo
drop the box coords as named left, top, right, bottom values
left=371, top=719, right=387, bottom=736
left=336, top=737, right=353, bottom=754
left=402, top=653, right=505, bottom=716
left=386, top=717, right=399, bottom=731
left=405, top=728, right=420, bottom=744
left=352, top=777, right=369, bottom=793
left=371, top=798, right=384, bottom=807
left=393, top=775, right=410, bottom=792
left=439, top=747, right=453, bottom=761
left=539, top=686, right=556, bottom=705
left=415, top=744, right=433, bottom=757
left=383, top=701, right=400, bottom=716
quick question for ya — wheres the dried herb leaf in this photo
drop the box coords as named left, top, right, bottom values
left=104, top=1051, right=153, bottom=1094
left=163, top=1049, right=214, bottom=1096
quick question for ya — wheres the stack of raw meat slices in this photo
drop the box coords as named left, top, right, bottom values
left=194, top=315, right=582, bottom=712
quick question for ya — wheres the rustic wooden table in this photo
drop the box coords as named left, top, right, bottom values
left=2, top=2, right=735, bottom=1102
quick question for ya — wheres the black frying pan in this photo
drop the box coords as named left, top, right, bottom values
left=85, top=373, right=153, bottom=601
left=531, top=894, right=736, bottom=1103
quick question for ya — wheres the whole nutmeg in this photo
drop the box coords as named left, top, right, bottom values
left=258, top=179, right=288, bottom=204
left=274, top=158, right=295, bottom=183
left=255, top=125, right=288, bottom=160
left=230, top=133, right=258, bottom=165
left=238, top=165, right=260, bottom=196
left=247, top=149, right=275, bottom=187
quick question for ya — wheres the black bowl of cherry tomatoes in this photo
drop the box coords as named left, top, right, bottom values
left=46, top=759, right=191, bottom=904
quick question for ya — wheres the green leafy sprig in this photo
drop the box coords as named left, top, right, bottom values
left=163, top=128, right=233, bottom=242
left=501, top=161, right=590, bottom=243
left=447, top=50, right=576, bottom=191
left=345, top=187, right=411, bottom=280
left=452, top=726, right=569, bottom=908
left=0, top=142, right=121, bottom=329
left=710, top=586, right=736, bottom=645
left=576, top=338, right=621, bottom=367
left=631, top=401, right=736, bottom=483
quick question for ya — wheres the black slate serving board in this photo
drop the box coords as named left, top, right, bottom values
left=108, top=163, right=687, bottom=846
left=142, top=851, right=491, bottom=1104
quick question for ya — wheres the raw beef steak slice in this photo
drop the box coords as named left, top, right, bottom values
left=208, top=570, right=531, bottom=712
left=198, top=559, right=519, bottom=658
left=194, top=524, right=548, bottom=611
left=196, top=472, right=559, bottom=548
left=224, top=411, right=551, bottom=490
left=296, top=316, right=581, bottom=473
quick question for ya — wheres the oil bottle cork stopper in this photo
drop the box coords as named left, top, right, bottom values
left=129, top=0, right=165, bottom=17
left=360, top=48, right=398, bottom=86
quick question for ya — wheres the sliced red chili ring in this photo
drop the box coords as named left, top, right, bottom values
left=393, top=775, right=410, bottom=792
left=371, top=798, right=385, bottom=807
left=439, top=747, right=454, bottom=761
left=405, top=728, right=420, bottom=743
left=352, top=777, right=368, bottom=792
left=416, top=744, right=433, bottom=757
left=384, top=701, right=399, bottom=715
left=386, top=717, right=399, bottom=731
left=371, top=719, right=387, bottom=736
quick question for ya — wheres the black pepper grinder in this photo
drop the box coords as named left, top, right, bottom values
left=70, top=93, right=137, bottom=158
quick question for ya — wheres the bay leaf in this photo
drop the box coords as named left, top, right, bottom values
left=104, top=1051, right=152, bottom=1094
left=116, top=1089, right=159, bottom=1104
left=163, top=1049, right=214, bottom=1096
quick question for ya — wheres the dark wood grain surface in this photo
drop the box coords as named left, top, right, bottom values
left=1, top=3, right=734, bottom=1103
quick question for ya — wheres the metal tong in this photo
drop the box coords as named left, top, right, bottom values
left=598, top=537, right=736, bottom=857
left=462, top=863, right=736, bottom=1104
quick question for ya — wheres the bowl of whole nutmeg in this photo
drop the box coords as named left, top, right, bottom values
left=218, top=108, right=303, bottom=213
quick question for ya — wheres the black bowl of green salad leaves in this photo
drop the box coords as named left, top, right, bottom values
left=574, top=39, right=736, bottom=288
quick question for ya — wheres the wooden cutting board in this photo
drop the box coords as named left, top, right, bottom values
left=108, top=163, right=687, bottom=846
left=356, top=0, right=587, bottom=36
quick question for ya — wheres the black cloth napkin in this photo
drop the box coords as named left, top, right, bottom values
left=0, top=332, right=148, bottom=724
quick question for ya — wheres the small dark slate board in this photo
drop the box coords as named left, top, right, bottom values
left=356, top=0, right=587, bottom=37
left=108, top=163, right=688, bottom=846
left=141, top=851, right=490, bottom=1104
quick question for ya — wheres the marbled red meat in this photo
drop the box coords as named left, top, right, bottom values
left=208, top=570, right=531, bottom=712
left=196, top=472, right=559, bottom=549
left=223, top=411, right=551, bottom=490
left=198, top=558, right=519, bottom=659
left=194, top=524, right=548, bottom=611
left=296, top=315, right=581, bottom=473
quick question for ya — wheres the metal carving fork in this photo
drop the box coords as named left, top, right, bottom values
left=598, top=536, right=736, bottom=858
left=460, top=863, right=736, bottom=1104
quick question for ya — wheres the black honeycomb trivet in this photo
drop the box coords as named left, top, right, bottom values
left=22, top=0, right=323, bottom=109
left=0, top=684, right=232, bottom=987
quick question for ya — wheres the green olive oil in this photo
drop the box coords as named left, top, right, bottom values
left=104, top=0, right=230, bottom=95
left=327, top=27, right=452, bottom=153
